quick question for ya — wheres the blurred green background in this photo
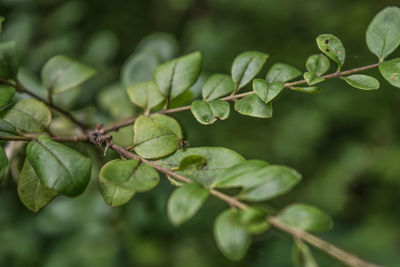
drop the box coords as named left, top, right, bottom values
left=1, top=0, right=400, bottom=266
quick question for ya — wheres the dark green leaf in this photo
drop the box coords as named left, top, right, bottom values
left=277, top=203, right=333, bottom=233
left=266, top=63, right=301, bottom=83
left=306, top=54, right=330, bottom=76
left=292, top=239, right=319, bottom=267
left=0, top=85, right=15, bottom=108
left=167, top=182, right=209, bottom=226
left=3, top=99, right=52, bottom=132
left=238, top=208, right=270, bottom=235
left=17, top=159, right=58, bottom=212
left=0, top=146, right=7, bottom=180
left=214, top=209, right=251, bottom=261
left=234, top=94, right=273, bottom=118
left=252, top=79, right=284, bottom=103
left=0, top=41, right=19, bottom=79
left=41, top=55, right=96, bottom=94
left=379, top=58, right=400, bottom=88
left=366, top=7, right=400, bottom=61
left=202, top=74, right=234, bottom=101
left=316, top=34, right=345, bottom=68
left=291, top=86, right=321, bottom=95
left=126, top=81, right=165, bottom=111
left=0, top=16, right=4, bottom=32
left=178, top=154, right=208, bottom=173
left=0, top=119, right=19, bottom=136
left=191, top=100, right=230, bottom=125
left=343, top=74, right=379, bottom=90
left=155, top=51, right=202, bottom=100
left=26, top=135, right=91, bottom=197
left=303, top=72, right=324, bottom=86
left=231, top=51, right=269, bottom=90
left=133, top=114, right=183, bottom=159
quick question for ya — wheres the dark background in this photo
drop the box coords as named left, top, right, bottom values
left=0, top=0, right=400, bottom=266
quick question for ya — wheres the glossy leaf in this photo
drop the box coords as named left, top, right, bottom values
left=26, top=135, right=91, bottom=197
left=238, top=208, right=270, bottom=235
left=214, top=209, right=251, bottom=261
left=0, top=119, right=19, bottom=136
left=99, top=175, right=135, bottom=207
left=154, top=51, right=202, bottom=100
left=252, top=79, right=284, bottom=103
left=291, top=86, right=321, bottom=95
left=0, top=85, right=15, bottom=108
left=41, top=55, right=96, bottom=94
left=17, top=159, right=58, bottom=212
left=3, top=99, right=52, bottom=132
left=0, top=41, right=19, bottom=79
left=379, top=58, right=400, bottom=88
left=231, top=51, right=269, bottom=89
left=343, top=74, right=379, bottom=90
left=306, top=54, right=330, bottom=76
left=304, top=72, right=324, bottom=86
left=158, top=147, right=245, bottom=186
left=178, top=154, right=207, bottom=173
left=316, top=34, right=345, bottom=68
left=191, top=100, right=230, bottom=125
left=0, top=146, right=7, bottom=181
left=167, top=182, right=209, bottom=226
left=266, top=63, right=301, bottom=83
left=366, top=7, right=400, bottom=61
left=239, top=165, right=302, bottom=201
left=277, top=203, right=333, bottom=233
left=234, top=94, right=273, bottom=118
left=292, top=239, right=319, bottom=267
left=126, top=81, right=164, bottom=111
left=202, top=74, right=234, bottom=101
left=133, top=114, right=183, bottom=159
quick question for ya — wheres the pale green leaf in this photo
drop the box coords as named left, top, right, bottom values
left=252, top=79, right=284, bottom=103
left=122, top=52, right=160, bottom=87
left=266, top=63, right=301, bottom=83
left=127, top=81, right=165, bottom=111
left=291, top=86, right=321, bottom=95
left=306, top=54, right=330, bottom=76
left=303, top=72, right=325, bottom=86
left=343, top=74, right=379, bottom=90
left=135, top=33, right=178, bottom=62
left=379, top=58, right=400, bottom=88
left=316, top=34, right=345, bottom=68
left=178, top=154, right=208, bottom=173
left=234, top=94, right=273, bottom=118
left=167, top=182, right=209, bottom=226
left=26, top=135, right=92, bottom=197
left=202, top=74, right=234, bottom=101
left=0, top=146, right=7, bottom=181
left=0, top=41, right=19, bottom=79
left=0, top=85, right=15, bottom=108
left=231, top=51, right=269, bottom=89
left=17, top=159, right=58, bottom=212
left=191, top=100, right=230, bottom=125
left=238, top=208, right=270, bottom=235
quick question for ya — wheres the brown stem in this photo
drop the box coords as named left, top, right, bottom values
left=0, top=135, right=88, bottom=142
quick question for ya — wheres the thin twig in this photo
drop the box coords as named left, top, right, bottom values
left=0, top=135, right=88, bottom=142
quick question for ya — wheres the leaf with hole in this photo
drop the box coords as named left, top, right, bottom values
left=231, top=51, right=269, bottom=90
left=191, top=100, right=230, bottom=125
left=167, top=182, right=209, bottom=226
left=41, top=55, right=96, bottom=94
left=133, top=114, right=183, bottom=159
left=26, top=135, right=91, bottom=197
left=202, top=74, right=234, bottom=101
left=306, top=54, right=330, bottom=76
left=252, top=79, right=284, bottom=103
left=277, top=203, right=333, bottom=233
left=126, top=81, right=165, bottom=111
left=379, top=58, right=400, bottom=88
left=3, top=99, right=52, bottom=132
left=17, top=159, right=58, bottom=212
left=234, top=94, right=273, bottom=118
left=304, top=72, right=324, bottom=86
left=291, top=86, right=321, bottom=95
left=0, top=41, right=19, bottom=79
left=155, top=51, right=202, bottom=100
left=0, top=85, right=15, bottom=108
left=343, top=74, right=379, bottom=90
left=316, top=34, right=345, bottom=68
left=266, top=63, right=301, bottom=83
left=366, top=7, right=400, bottom=61
left=0, top=146, right=7, bottom=181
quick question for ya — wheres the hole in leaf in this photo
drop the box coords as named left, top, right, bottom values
left=324, top=39, right=330, bottom=44
left=326, top=48, right=330, bottom=52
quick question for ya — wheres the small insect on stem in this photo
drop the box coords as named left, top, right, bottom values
left=179, top=138, right=190, bottom=149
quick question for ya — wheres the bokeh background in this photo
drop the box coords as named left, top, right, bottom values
left=1, top=0, right=400, bottom=266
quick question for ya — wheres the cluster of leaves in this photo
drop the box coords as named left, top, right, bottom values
left=1, top=6, right=400, bottom=265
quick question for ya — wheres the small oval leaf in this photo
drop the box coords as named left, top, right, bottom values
left=126, top=81, right=165, bottom=111
left=234, top=94, right=273, bottom=118
left=291, top=86, right=321, bottom=95
left=303, top=72, right=324, bottom=86
left=253, top=79, right=284, bottom=103
left=306, top=54, right=330, bottom=76
left=178, top=154, right=208, bottom=172
left=0, top=85, right=15, bottom=108
left=266, top=63, right=301, bottom=83
left=379, top=58, right=400, bottom=88
left=191, top=100, right=230, bottom=125
left=202, top=74, right=234, bottom=101
left=316, top=34, right=345, bottom=68
left=343, top=74, right=379, bottom=90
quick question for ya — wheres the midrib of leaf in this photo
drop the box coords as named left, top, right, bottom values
left=237, top=56, right=256, bottom=87
left=204, top=76, right=227, bottom=100
left=167, top=60, right=178, bottom=99
left=135, top=133, right=177, bottom=147
left=12, top=106, right=47, bottom=129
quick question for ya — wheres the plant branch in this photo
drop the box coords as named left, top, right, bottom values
left=0, top=135, right=88, bottom=142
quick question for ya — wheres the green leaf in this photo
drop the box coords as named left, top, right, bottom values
left=135, top=32, right=178, bottom=62
left=366, top=7, right=400, bottom=61
left=266, top=63, right=301, bottom=83
left=379, top=58, right=400, bottom=88
left=291, top=86, right=321, bottom=95
left=99, top=175, right=135, bottom=207
left=214, top=209, right=251, bottom=261
left=17, top=159, right=58, bottom=212
left=306, top=54, right=330, bottom=76
left=178, top=154, right=208, bottom=173
left=3, top=99, right=52, bottom=132
left=133, top=114, right=183, bottom=159
left=277, top=203, right=333, bottom=233
left=155, top=51, right=202, bottom=100
left=292, top=239, right=319, bottom=267
left=0, top=146, right=7, bottom=181
left=0, top=41, right=19, bottom=79
left=158, top=147, right=245, bottom=186
left=239, top=165, right=302, bottom=201
left=202, top=74, right=234, bottom=101
left=304, top=72, right=324, bottom=86
left=231, top=51, right=269, bottom=90
left=316, top=34, right=345, bottom=68
left=167, top=182, right=209, bottom=226
left=41, top=55, right=96, bottom=94
left=238, top=208, right=270, bottom=235
left=234, top=94, right=273, bottom=118
left=0, top=119, right=19, bottom=136
left=0, top=85, right=15, bottom=108
left=343, top=74, right=379, bottom=90
left=99, top=159, right=159, bottom=191
left=252, top=79, right=284, bottom=103
left=122, top=52, right=160, bottom=87
left=191, top=100, right=230, bottom=125
left=26, top=135, right=92, bottom=197
left=0, top=16, right=4, bottom=33
left=126, top=81, right=164, bottom=111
